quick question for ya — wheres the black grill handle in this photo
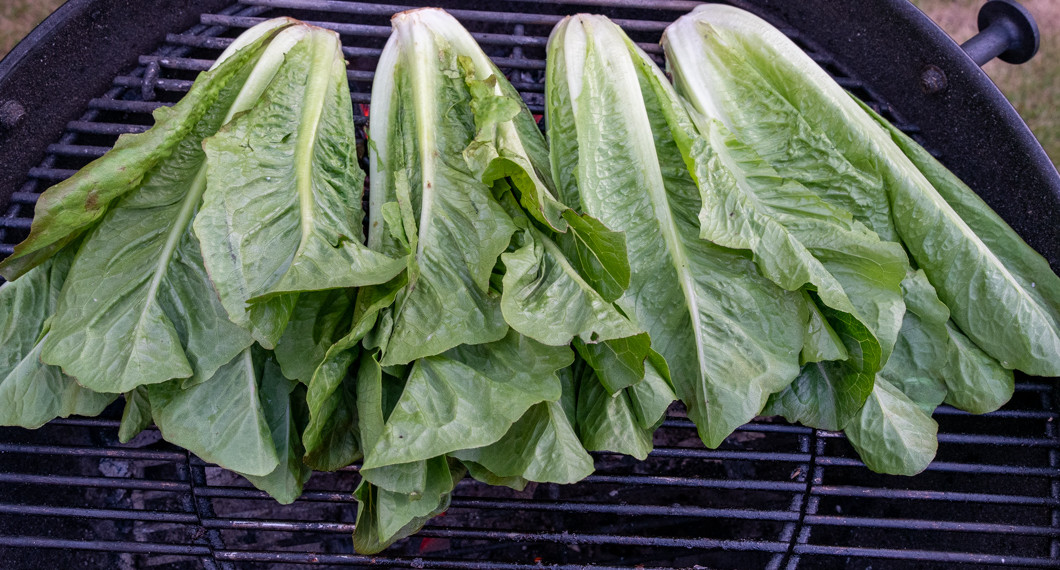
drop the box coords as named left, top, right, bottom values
left=960, top=0, right=1039, bottom=66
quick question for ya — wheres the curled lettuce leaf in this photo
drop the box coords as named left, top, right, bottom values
left=500, top=222, right=641, bottom=350
left=353, top=456, right=464, bottom=554
left=844, top=377, right=938, bottom=476
left=573, top=355, right=674, bottom=460
left=360, top=329, right=572, bottom=470
left=451, top=400, right=594, bottom=485
left=148, top=347, right=279, bottom=477
left=242, top=360, right=312, bottom=504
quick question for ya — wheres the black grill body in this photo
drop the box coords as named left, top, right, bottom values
left=0, top=1, right=1058, bottom=568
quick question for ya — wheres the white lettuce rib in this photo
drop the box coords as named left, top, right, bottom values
left=367, top=32, right=400, bottom=251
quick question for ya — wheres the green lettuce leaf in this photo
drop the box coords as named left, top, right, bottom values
left=839, top=270, right=948, bottom=475
left=118, top=387, right=152, bottom=443
left=766, top=298, right=879, bottom=431
left=941, top=322, right=1014, bottom=414
left=891, top=269, right=1012, bottom=415
left=879, top=270, right=950, bottom=410
left=301, top=274, right=406, bottom=471
left=40, top=173, right=253, bottom=392
left=455, top=47, right=632, bottom=301
left=843, top=377, right=938, bottom=476
left=675, top=117, right=908, bottom=365
left=547, top=14, right=806, bottom=448
left=196, top=26, right=404, bottom=348
left=574, top=355, right=675, bottom=460
left=500, top=224, right=641, bottom=348
left=361, top=329, right=572, bottom=469
left=352, top=456, right=465, bottom=555
left=0, top=249, right=114, bottom=428
left=451, top=400, right=594, bottom=484
left=274, top=289, right=355, bottom=384
left=148, top=347, right=279, bottom=477
left=241, top=359, right=312, bottom=503
left=572, top=333, right=652, bottom=395
left=461, top=459, right=528, bottom=491
left=663, top=5, right=895, bottom=242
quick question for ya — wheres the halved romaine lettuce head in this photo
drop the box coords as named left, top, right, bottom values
left=663, top=4, right=1060, bottom=377
left=663, top=4, right=1022, bottom=474
left=365, top=8, right=648, bottom=377
left=33, top=21, right=305, bottom=395
left=0, top=17, right=399, bottom=504
left=346, top=8, right=665, bottom=551
left=31, top=19, right=403, bottom=401
left=195, top=24, right=406, bottom=349
left=546, top=13, right=806, bottom=449
left=0, top=18, right=294, bottom=281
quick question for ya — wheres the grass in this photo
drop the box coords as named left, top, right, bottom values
left=0, top=0, right=66, bottom=58
left=0, top=1, right=1056, bottom=164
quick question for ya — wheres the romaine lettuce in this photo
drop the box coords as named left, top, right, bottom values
left=663, top=4, right=1060, bottom=377
left=546, top=14, right=807, bottom=448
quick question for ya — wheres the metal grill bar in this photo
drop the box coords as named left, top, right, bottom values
left=86, top=97, right=171, bottom=113
left=446, top=497, right=801, bottom=520
left=800, top=515, right=1060, bottom=537
left=44, top=144, right=114, bottom=158
left=0, top=536, right=211, bottom=556
left=64, top=120, right=149, bottom=135
left=0, top=472, right=188, bottom=491
left=240, top=0, right=676, bottom=32
left=24, top=168, right=78, bottom=181
left=413, top=529, right=789, bottom=551
left=213, top=549, right=656, bottom=569
left=817, top=457, right=1060, bottom=477
left=791, top=544, right=1060, bottom=567
left=811, top=486, right=1060, bottom=507
left=0, top=443, right=186, bottom=461
left=198, top=12, right=665, bottom=53
left=0, top=503, right=199, bottom=524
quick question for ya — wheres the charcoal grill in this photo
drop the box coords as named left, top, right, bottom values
left=1, top=1, right=1058, bottom=568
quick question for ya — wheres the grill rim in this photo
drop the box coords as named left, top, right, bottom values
left=0, top=0, right=235, bottom=214
left=0, top=1, right=1058, bottom=568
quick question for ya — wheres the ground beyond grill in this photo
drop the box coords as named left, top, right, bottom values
left=0, top=1, right=1058, bottom=568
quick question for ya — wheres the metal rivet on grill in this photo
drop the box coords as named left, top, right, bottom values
left=0, top=100, right=25, bottom=131
left=920, top=65, right=948, bottom=94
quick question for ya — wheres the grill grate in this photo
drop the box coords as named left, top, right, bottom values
left=1, top=1, right=1058, bottom=568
